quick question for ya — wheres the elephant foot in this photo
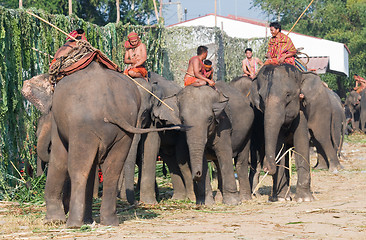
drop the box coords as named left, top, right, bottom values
left=45, top=206, right=66, bottom=225
left=329, top=163, right=344, bottom=174
left=83, top=216, right=94, bottom=225
left=293, top=190, right=314, bottom=202
left=268, top=195, right=291, bottom=202
left=314, top=162, right=328, bottom=170
left=186, top=193, right=196, bottom=202
left=214, top=190, right=223, bottom=204
left=196, top=195, right=215, bottom=205
left=66, top=218, right=83, bottom=229
left=140, top=196, right=158, bottom=205
left=240, top=193, right=253, bottom=202
left=222, top=193, right=240, bottom=205
left=171, top=193, right=186, bottom=201
left=100, top=215, right=119, bottom=226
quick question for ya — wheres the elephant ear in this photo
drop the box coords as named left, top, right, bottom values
left=21, top=74, right=53, bottom=114
left=152, top=94, right=181, bottom=125
left=250, top=78, right=262, bottom=111
left=212, top=91, right=229, bottom=121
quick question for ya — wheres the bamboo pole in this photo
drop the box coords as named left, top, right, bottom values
left=68, top=0, right=72, bottom=16
left=287, top=0, right=315, bottom=35
left=26, top=11, right=174, bottom=112
left=153, top=0, right=160, bottom=23
left=123, top=74, right=174, bottom=111
left=116, top=0, right=120, bottom=24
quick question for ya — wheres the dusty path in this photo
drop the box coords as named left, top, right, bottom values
left=1, top=134, right=366, bottom=240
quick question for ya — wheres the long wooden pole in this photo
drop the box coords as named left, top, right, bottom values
left=26, top=11, right=78, bottom=41
left=287, top=0, right=315, bottom=35
left=214, top=0, right=217, bottom=27
left=26, top=10, right=174, bottom=112
left=116, top=0, right=120, bottom=23
left=68, top=0, right=72, bottom=16
left=152, top=0, right=159, bottom=23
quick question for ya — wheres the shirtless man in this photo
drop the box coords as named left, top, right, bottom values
left=184, top=46, right=215, bottom=87
left=124, top=32, right=148, bottom=79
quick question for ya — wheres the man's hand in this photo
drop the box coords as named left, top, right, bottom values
left=278, top=56, right=286, bottom=64
left=207, top=80, right=215, bottom=86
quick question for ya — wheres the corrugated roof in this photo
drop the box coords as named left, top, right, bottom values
left=298, top=56, right=329, bottom=74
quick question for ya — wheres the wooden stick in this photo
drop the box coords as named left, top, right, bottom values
left=123, top=74, right=174, bottom=112
left=31, top=47, right=54, bottom=58
left=287, top=0, right=315, bottom=35
left=27, top=10, right=172, bottom=111
left=26, top=10, right=78, bottom=41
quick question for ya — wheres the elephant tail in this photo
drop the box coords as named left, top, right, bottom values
left=103, top=116, right=181, bottom=134
left=338, top=111, right=347, bottom=158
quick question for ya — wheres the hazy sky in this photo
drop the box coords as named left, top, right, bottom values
left=161, top=0, right=268, bottom=26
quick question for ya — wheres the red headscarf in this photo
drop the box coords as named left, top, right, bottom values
left=66, top=30, right=87, bottom=41
left=124, top=32, right=141, bottom=49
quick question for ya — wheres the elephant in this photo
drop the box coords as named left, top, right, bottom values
left=251, top=64, right=313, bottom=202
left=345, top=90, right=361, bottom=131
left=360, top=89, right=366, bottom=132
left=44, top=61, right=180, bottom=228
left=120, top=72, right=194, bottom=205
left=301, top=72, right=344, bottom=172
left=177, top=81, right=254, bottom=204
left=229, top=76, right=264, bottom=192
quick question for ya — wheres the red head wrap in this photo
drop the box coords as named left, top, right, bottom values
left=66, top=30, right=87, bottom=41
left=124, top=32, right=141, bottom=49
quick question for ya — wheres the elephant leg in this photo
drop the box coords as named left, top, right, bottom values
left=236, top=138, right=252, bottom=201
left=122, top=134, right=142, bottom=205
left=44, top=125, right=68, bottom=224
left=313, top=139, right=329, bottom=170
left=93, top=166, right=100, bottom=199
left=195, top=158, right=214, bottom=205
left=84, top=162, right=97, bottom=224
left=139, top=131, right=160, bottom=204
left=270, top=150, right=290, bottom=202
left=213, top=161, right=223, bottom=203
left=213, top=139, right=240, bottom=205
left=293, top=112, right=313, bottom=202
left=100, top=135, right=133, bottom=226
left=163, top=153, right=186, bottom=200
left=312, top=128, right=342, bottom=173
left=176, top=133, right=195, bottom=201
left=66, top=134, right=99, bottom=228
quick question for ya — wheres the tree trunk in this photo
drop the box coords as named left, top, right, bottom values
left=336, top=75, right=346, bottom=99
left=68, top=0, right=72, bottom=15
left=116, top=0, right=120, bottom=24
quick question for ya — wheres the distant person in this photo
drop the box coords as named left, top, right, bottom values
left=353, top=74, right=366, bottom=93
left=266, top=22, right=297, bottom=65
left=184, top=46, right=215, bottom=87
left=202, top=59, right=214, bottom=80
left=242, top=48, right=263, bottom=79
left=124, top=32, right=148, bottom=79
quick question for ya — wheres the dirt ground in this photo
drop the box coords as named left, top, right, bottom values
left=1, top=133, right=366, bottom=240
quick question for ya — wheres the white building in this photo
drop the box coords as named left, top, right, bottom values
left=168, top=14, right=350, bottom=77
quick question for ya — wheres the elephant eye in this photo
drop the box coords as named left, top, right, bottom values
left=208, top=116, right=214, bottom=123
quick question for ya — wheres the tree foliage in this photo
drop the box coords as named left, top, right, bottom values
left=0, top=0, right=158, bottom=25
left=252, top=0, right=366, bottom=95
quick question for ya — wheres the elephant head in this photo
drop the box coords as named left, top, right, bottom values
left=177, top=84, right=228, bottom=181
left=251, top=64, right=302, bottom=175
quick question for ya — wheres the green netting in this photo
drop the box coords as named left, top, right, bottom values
left=0, top=6, right=266, bottom=200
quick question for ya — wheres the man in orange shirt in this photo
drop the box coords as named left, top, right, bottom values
left=266, top=22, right=297, bottom=65
left=184, top=46, right=215, bottom=87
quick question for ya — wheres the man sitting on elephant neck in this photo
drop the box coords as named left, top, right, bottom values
left=50, top=29, right=88, bottom=66
left=184, top=46, right=215, bottom=87
left=124, top=32, right=148, bottom=80
left=265, top=22, right=297, bottom=65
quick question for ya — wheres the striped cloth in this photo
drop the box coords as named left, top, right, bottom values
left=267, top=32, right=297, bottom=65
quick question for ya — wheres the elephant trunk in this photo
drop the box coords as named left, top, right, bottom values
left=185, top=128, right=207, bottom=182
left=264, top=97, right=285, bottom=175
